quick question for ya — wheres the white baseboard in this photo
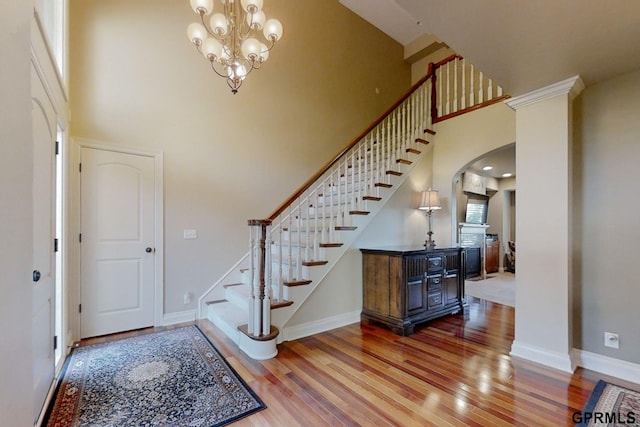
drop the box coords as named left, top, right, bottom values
left=281, top=310, right=361, bottom=342
left=510, top=340, right=576, bottom=373
left=162, top=309, right=197, bottom=326
left=574, top=349, right=640, bottom=385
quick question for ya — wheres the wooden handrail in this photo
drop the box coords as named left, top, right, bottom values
left=433, top=54, right=462, bottom=68
left=268, top=63, right=434, bottom=221
left=433, top=95, right=510, bottom=123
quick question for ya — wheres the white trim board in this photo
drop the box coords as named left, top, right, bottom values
left=574, top=349, right=640, bottom=386
left=281, top=310, right=361, bottom=343
left=163, top=310, right=197, bottom=326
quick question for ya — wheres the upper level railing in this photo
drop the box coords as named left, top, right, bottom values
left=431, top=54, right=509, bottom=122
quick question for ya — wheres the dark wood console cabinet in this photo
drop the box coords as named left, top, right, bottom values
left=360, top=246, right=469, bottom=336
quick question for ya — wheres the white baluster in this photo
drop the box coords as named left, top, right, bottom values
left=446, top=61, right=451, bottom=115
left=461, top=59, right=466, bottom=109
left=470, top=64, right=475, bottom=106
left=287, top=206, right=292, bottom=282
left=329, top=173, right=335, bottom=242
left=321, top=181, right=327, bottom=243
left=278, top=222, right=283, bottom=302
left=345, top=158, right=351, bottom=225
left=497, top=85, right=503, bottom=97
left=350, top=152, right=355, bottom=213
left=313, top=190, right=318, bottom=260
left=376, top=127, right=381, bottom=194
left=479, top=71, right=484, bottom=104
left=453, top=57, right=458, bottom=112
left=358, top=143, right=363, bottom=210
left=297, top=201, right=302, bottom=278
left=488, top=77, right=493, bottom=101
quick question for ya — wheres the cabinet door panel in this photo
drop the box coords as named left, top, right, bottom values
left=407, top=280, right=425, bottom=314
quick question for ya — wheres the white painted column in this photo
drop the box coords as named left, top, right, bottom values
left=506, top=76, right=584, bottom=372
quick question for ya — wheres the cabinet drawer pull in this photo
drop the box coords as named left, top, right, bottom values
left=445, top=274, right=457, bottom=279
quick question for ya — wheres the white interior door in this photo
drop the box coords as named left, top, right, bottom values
left=80, top=148, right=155, bottom=338
left=31, top=64, right=57, bottom=421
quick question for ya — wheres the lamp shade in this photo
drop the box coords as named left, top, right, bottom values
left=418, top=189, right=442, bottom=211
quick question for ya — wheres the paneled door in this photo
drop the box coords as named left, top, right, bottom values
left=31, top=63, right=57, bottom=421
left=80, top=147, right=156, bottom=338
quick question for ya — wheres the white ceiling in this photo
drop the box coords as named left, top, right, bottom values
left=340, top=0, right=640, bottom=96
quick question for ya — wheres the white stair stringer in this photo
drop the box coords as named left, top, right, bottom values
left=204, top=144, right=430, bottom=357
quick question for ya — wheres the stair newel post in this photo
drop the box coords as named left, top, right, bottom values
left=263, top=223, right=272, bottom=336
left=247, top=219, right=272, bottom=337
left=247, top=223, right=256, bottom=335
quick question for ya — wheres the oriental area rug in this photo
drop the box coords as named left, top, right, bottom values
left=575, top=380, right=640, bottom=426
left=44, top=325, right=265, bottom=427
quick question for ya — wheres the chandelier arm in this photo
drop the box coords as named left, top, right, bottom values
left=209, top=60, right=230, bottom=79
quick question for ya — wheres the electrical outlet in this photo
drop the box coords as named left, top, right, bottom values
left=183, top=292, right=192, bottom=305
left=604, top=332, right=619, bottom=349
left=183, top=229, right=197, bottom=239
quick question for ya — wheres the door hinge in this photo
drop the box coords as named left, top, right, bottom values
left=55, top=140, right=60, bottom=155
left=79, top=233, right=82, bottom=243
left=79, top=304, right=82, bottom=313
left=54, top=238, right=59, bottom=252
left=53, top=335, right=58, bottom=350
left=79, top=163, right=82, bottom=173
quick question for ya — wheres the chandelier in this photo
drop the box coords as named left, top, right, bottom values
left=187, top=0, right=283, bottom=94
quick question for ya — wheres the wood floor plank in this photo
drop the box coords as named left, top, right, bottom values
left=71, top=297, right=637, bottom=426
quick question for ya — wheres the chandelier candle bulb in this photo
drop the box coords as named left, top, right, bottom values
left=186, top=0, right=283, bottom=94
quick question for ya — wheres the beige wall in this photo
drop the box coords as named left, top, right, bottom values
left=68, top=0, right=411, bottom=316
left=0, top=2, right=34, bottom=425
left=575, top=69, right=640, bottom=363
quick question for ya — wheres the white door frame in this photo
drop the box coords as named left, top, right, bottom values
left=72, top=139, right=164, bottom=335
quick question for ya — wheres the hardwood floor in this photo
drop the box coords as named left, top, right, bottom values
left=78, top=298, right=636, bottom=426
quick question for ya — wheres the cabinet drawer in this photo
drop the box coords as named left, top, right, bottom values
left=427, top=255, right=444, bottom=271
left=427, top=291, right=443, bottom=309
left=426, top=274, right=443, bottom=290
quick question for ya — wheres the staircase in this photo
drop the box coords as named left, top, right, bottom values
left=198, top=55, right=508, bottom=360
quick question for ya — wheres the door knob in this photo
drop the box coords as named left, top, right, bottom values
left=33, top=270, right=41, bottom=282
left=145, top=247, right=154, bottom=253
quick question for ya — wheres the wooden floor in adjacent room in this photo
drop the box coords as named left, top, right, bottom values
left=81, top=298, right=636, bottom=426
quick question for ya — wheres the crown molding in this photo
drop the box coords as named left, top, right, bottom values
left=505, top=75, right=585, bottom=110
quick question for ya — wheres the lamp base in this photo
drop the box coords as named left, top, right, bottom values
left=424, top=240, right=436, bottom=250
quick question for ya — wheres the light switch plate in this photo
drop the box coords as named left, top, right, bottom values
left=183, top=229, right=197, bottom=239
